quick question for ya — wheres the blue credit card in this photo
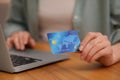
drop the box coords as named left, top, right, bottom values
left=47, top=30, right=80, bottom=54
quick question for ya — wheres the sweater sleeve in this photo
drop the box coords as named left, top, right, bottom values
left=4, top=0, right=28, bottom=37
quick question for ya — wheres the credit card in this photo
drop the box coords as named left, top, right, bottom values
left=47, top=30, right=80, bottom=54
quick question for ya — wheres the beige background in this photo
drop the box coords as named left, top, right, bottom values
left=0, top=0, right=10, bottom=25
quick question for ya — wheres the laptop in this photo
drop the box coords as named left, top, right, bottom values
left=0, top=25, right=70, bottom=73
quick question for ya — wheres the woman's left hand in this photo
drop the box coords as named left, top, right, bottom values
left=79, top=32, right=113, bottom=63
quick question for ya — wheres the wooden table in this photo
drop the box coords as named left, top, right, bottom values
left=0, top=42, right=120, bottom=80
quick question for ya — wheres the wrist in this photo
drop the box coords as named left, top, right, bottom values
left=112, top=43, right=120, bottom=63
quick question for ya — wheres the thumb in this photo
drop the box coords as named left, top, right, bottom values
left=6, top=38, right=13, bottom=49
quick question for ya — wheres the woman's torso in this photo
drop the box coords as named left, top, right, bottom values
left=38, top=0, right=76, bottom=41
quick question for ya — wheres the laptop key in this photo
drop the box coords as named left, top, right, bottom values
left=10, top=55, right=42, bottom=67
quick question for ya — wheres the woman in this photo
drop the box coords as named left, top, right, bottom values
left=4, top=0, right=120, bottom=66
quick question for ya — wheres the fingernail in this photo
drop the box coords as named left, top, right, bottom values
left=80, top=45, right=83, bottom=51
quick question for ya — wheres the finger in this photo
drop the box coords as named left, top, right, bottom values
left=80, top=42, right=93, bottom=60
left=79, top=32, right=100, bottom=51
left=81, top=36, right=102, bottom=61
left=19, top=32, right=25, bottom=50
left=86, top=41, right=109, bottom=62
left=90, top=47, right=111, bottom=62
left=23, top=32, right=29, bottom=45
left=13, top=36, right=20, bottom=50
left=6, top=38, right=13, bottom=48
left=84, top=36, right=106, bottom=61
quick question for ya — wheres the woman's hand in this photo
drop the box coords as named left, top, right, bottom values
left=6, top=31, right=35, bottom=50
left=79, top=32, right=113, bottom=64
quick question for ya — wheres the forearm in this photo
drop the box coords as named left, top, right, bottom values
left=4, top=0, right=27, bottom=37
left=111, top=43, right=120, bottom=64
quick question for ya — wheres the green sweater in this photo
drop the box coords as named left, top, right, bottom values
left=4, top=0, right=120, bottom=44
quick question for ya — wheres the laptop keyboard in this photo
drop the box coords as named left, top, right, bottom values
left=10, top=55, right=42, bottom=67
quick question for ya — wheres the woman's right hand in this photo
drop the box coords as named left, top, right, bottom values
left=6, top=31, right=35, bottom=50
